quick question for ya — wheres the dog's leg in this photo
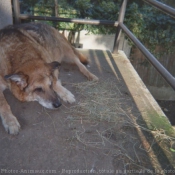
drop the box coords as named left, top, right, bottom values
left=53, top=80, right=75, bottom=104
left=74, top=58, right=99, bottom=81
left=0, top=92, right=20, bottom=134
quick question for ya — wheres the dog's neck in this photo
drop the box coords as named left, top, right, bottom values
left=15, top=59, right=46, bottom=74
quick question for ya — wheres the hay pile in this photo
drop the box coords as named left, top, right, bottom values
left=68, top=80, right=129, bottom=123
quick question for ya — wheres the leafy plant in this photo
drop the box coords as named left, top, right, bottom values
left=19, top=0, right=175, bottom=55
left=125, top=2, right=175, bottom=55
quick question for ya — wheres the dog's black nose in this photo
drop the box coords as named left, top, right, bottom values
left=53, top=102, right=62, bottom=108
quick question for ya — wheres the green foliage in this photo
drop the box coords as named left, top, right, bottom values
left=125, top=3, right=145, bottom=40
left=55, top=0, right=121, bottom=34
left=125, top=2, right=175, bottom=55
left=82, top=0, right=120, bottom=34
left=20, top=0, right=175, bottom=55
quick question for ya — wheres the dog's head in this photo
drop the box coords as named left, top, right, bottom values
left=4, top=61, right=62, bottom=109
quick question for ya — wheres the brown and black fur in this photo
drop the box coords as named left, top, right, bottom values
left=0, top=22, right=98, bottom=135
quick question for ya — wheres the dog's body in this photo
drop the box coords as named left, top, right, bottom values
left=0, top=22, right=98, bottom=134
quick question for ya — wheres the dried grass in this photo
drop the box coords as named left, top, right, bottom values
left=67, top=80, right=126, bottom=123
left=64, top=79, right=175, bottom=173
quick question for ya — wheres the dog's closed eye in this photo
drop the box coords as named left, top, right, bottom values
left=34, top=87, right=44, bottom=93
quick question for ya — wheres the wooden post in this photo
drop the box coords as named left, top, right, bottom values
left=53, top=0, right=58, bottom=27
left=54, top=0, right=58, bottom=17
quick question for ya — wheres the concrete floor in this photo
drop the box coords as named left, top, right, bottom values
left=0, top=50, right=174, bottom=175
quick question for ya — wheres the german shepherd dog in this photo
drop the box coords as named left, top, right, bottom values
left=0, top=22, right=98, bottom=134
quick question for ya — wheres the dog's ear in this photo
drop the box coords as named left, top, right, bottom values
left=4, top=72, right=28, bottom=90
left=47, top=61, right=61, bottom=71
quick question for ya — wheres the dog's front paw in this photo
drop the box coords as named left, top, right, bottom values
left=2, top=116, right=20, bottom=135
left=89, top=74, right=99, bottom=81
left=60, top=89, right=76, bottom=104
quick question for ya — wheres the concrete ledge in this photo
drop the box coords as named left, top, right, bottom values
left=113, top=51, right=175, bottom=170
left=113, top=51, right=175, bottom=137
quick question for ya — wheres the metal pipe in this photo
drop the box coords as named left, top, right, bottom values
left=19, top=14, right=119, bottom=26
left=13, top=0, right=21, bottom=24
left=120, top=23, right=175, bottom=90
left=113, top=0, right=128, bottom=54
left=118, top=0, right=128, bottom=23
left=143, top=0, right=175, bottom=18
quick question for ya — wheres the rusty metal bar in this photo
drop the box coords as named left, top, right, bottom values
left=120, top=23, right=175, bottom=90
left=19, top=14, right=119, bottom=26
left=143, top=0, right=175, bottom=18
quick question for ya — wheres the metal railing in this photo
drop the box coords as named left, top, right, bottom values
left=12, top=0, right=175, bottom=90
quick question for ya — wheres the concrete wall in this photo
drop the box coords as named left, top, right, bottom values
left=130, top=47, right=175, bottom=100
left=78, top=31, right=131, bottom=58
left=63, top=30, right=131, bottom=58
left=0, top=0, right=13, bottom=29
